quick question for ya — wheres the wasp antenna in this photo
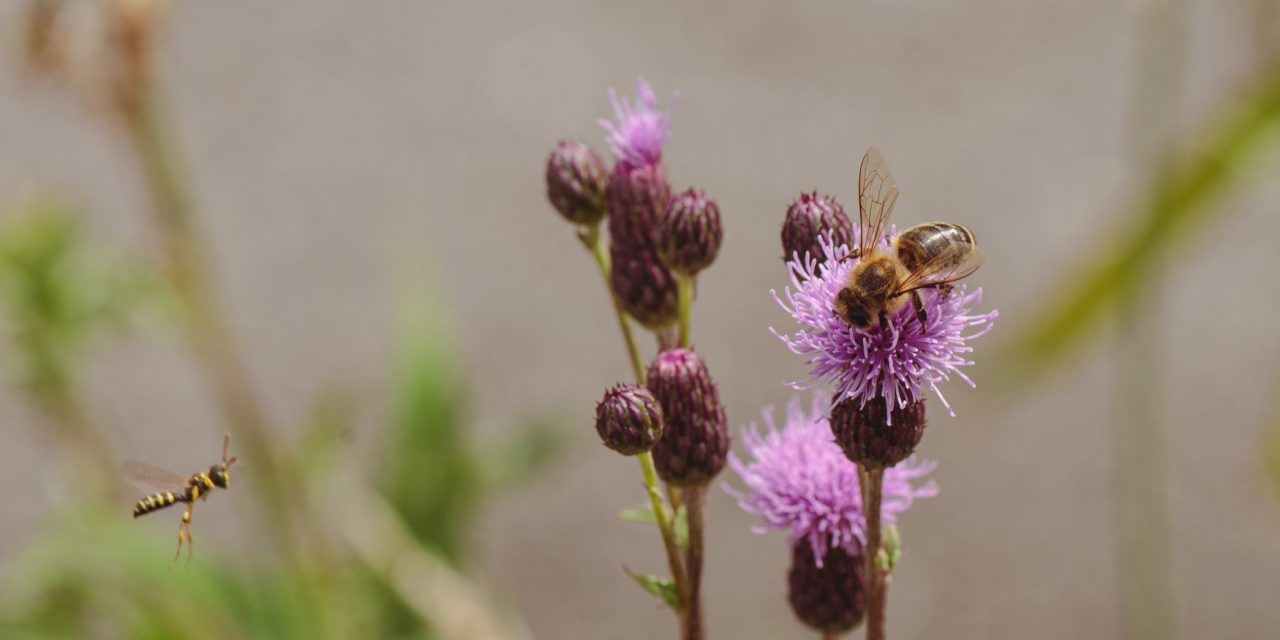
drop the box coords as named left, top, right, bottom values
left=222, top=432, right=231, bottom=463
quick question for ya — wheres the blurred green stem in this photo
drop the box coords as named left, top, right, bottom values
left=1114, top=280, right=1174, bottom=640
left=1112, top=3, right=1184, bottom=637
left=1007, top=55, right=1280, bottom=373
left=122, top=88, right=297, bottom=552
left=579, top=224, right=645, bottom=382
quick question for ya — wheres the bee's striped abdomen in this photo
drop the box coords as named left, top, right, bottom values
left=132, top=491, right=184, bottom=518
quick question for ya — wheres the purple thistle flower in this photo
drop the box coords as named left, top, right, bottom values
left=598, top=77, right=674, bottom=170
left=725, top=394, right=937, bottom=567
left=771, top=233, right=998, bottom=417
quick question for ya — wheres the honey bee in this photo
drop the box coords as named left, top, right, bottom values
left=834, top=147, right=983, bottom=330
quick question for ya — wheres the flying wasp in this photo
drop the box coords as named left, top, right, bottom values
left=123, top=433, right=238, bottom=568
left=835, top=146, right=984, bottom=331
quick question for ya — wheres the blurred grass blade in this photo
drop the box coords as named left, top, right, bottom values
left=380, top=276, right=477, bottom=565
left=1006, top=61, right=1280, bottom=375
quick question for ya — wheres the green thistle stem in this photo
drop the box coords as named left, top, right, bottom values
left=580, top=224, right=645, bottom=383
left=676, top=273, right=694, bottom=348
left=579, top=223, right=689, bottom=619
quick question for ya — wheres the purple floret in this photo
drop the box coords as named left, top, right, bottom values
left=772, top=233, right=997, bottom=417
left=598, top=76, right=673, bottom=171
left=725, top=395, right=937, bottom=567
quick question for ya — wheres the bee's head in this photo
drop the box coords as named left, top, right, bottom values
left=836, top=287, right=874, bottom=329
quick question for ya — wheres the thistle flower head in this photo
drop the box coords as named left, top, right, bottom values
left=648, top=348, right=729, bottom=486
left=657, top=189, right=723, bottom=276
left=726, top=395, right=937, bottom=566
left=598, top=77, right=673, bottom=170
left=781, top=192, right=853, bottom=265
left=772, top=233, right=998, bottom=416
left=595, top=384, right=665, bottom=455
left=545, top=140, right=608, bottom=226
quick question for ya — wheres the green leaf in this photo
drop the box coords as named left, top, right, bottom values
left=673, top=505, right=688, bottom=550
left=618, top=504, right=656, bottom=523
left=624, top=567, right=679, bottom=609
left=878, top=523, right=902, bottom=574
left=379, top=275, right=476, bottom=565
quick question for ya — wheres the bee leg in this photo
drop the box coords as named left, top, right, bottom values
left=911, top=290, right=927, bottom=325
left=878, top=310, right=891, bottom=334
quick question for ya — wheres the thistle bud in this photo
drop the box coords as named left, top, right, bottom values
left=657, top=189, right=722, bottom=276
left=607, top=163, right=678, bottom=328
left=545, top=140, right=608, bottom=225
left=595, top=384, right=665, bottom=455
left=781, top=192, right=853, bottom=263
left=788, top=539, right=867, bottom=635
left=829, top=395, right=927, bottom=470
left=646, top=348, right=728, bottom=486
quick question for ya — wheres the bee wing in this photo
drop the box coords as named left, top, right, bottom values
left=894, top=245, right=986, bottom=294
left=858, top=146, right=898, bottom=254
left=120, top=460, right=188, bottom=491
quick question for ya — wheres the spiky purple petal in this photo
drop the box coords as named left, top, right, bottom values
left=725, top=395, right=937, bottom=567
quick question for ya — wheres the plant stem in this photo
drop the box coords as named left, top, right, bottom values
left=675, top=273, right=694, bottom=348
left=681, top=485, right=706, bottom=640
left=863, top=468, right=885, bottom=640
left=579, top=224, right=689, bottom=622
left=579, top=224, right=645, bottom=382
left=121, top=87, right=297, bottom=551
left=639, top=451, right=688, bottom=610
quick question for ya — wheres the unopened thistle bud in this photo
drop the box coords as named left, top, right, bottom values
left=595, top=384, right=665, bottom=455
left=781, top=192, right=853, bottom=263
left=657, top=189, right=722, bottom=276
left=545, top=140, right=608, bottom=226
left=829, top=395, right=927, bottom=470
left=788, top=539, right=867, bottom=635
left=646, top=348, right=728, bottom=486
left=607, top=163, right=678, bottom=328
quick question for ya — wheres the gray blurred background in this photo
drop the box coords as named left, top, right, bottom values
left=2, top=0, right=1279, bottom=638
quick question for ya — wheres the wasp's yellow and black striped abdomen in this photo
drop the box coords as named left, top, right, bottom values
left=132, top=490, right=187, bottom=518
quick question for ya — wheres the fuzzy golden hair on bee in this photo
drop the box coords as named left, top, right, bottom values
left=834, top=147, right=984, bottom=332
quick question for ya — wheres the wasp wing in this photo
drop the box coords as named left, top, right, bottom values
left=858, top=146, right=898, bottom=255
left=120, top=460, right=188, bottom=491
left=893, top=245, right=985, bottom=295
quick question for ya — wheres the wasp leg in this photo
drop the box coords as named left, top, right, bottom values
left=185, top=523, right=195, bottom=568
left=911, top=290, right=927, bottom=325
left=170, top=503, right=195, bottom=570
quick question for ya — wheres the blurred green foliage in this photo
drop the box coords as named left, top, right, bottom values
left=0, top=213, right=559, bottom=638
left=0, top=197, right=154, bottom=411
